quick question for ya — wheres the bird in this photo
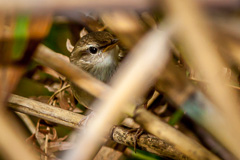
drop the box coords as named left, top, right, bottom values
left=68, top=31, right=153, bottom=149
left=69, top=31, right=120, bottom=109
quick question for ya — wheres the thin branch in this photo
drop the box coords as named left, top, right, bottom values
left=9, top=94, right=83, bottom=128
left=48, top=84, right=70, bottom=104
left=112, top=126, right=190, bottom=160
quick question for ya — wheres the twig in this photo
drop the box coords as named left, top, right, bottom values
left=112, top=126, right=189, bottom=160
left=48, top=84, right=70, bottom=104
left=44, top=127, right=50, bottom=160
left=9, top=94, right=83, bottom=128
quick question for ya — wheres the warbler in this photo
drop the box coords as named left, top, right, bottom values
left=69, top=31, right=120, bottom=109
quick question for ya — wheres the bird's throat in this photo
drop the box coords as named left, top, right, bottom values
left=89, top=55, right=118, bottom=83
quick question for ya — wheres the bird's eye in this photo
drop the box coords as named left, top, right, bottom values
left=89, top=47, right=98, bottom=54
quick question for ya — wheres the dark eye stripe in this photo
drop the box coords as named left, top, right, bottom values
left=98, top=39, right=118, bottom=50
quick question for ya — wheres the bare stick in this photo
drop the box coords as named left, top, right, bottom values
left=112, top=126, right=190, bottom=160
left=9, top=94, right=83, bottom=128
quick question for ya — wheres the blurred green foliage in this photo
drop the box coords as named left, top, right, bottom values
left=43, top=23, right=72, bottom=56
left=12, top=15, right=29, bottom=61
left=168, top=109, right=184, bottom=126
left=127, top=147, right=163, bottom=160
left=14, top=77, right=52, bottom=97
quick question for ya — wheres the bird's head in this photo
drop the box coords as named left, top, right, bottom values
left=69, top=31, right=119, bottom=71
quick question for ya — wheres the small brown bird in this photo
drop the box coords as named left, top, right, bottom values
left=68, top=31, right=152, bottom=150
left=69, top=31, right=120, bottom=109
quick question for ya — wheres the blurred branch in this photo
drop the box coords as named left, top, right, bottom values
left=134, top=108, right=220, bottom=160
left=16, top=112, right=36, bottom=134
left=164, top=0, right=240, bottom=158
left=0, top=14, right=51, bottom=160
left=212, top=15, right=240, bottom=40
left=16, top=112, right=45, bottom=145
left=1, top=0, right=240, bottom=12
left=156, top=62, right=238, bottom=160
left=101, top=11, right=145, bottom=48
left=0, top=0, right=153, bottom=12
left=189, top=77, right=240, bottom=90
left=94, top=146, right=124, bottom=160
left=0, top=109, right=38, bottom=160
left=58, top=12, right=104, bottom=32
left=227, top=39, right=240, bottom=66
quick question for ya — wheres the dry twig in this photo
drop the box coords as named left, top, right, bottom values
left=112, top=126, right=190, bottom=160
left=9, top=94, right=83, bottom=128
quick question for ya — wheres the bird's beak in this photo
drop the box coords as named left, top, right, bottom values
left=102, top=39, right=119, bottom=53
